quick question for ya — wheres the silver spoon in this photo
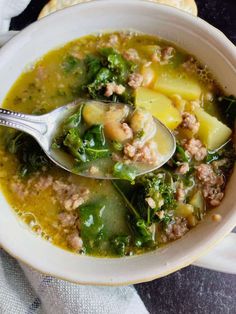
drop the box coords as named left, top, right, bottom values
left=0, top=99, right=176, bottom=179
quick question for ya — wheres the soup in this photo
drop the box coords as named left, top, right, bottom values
left=51, top=100, right=174, bottom=179
left=0, top=32, right=235, bottom=257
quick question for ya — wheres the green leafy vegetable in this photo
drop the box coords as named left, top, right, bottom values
left=87, top=68, right=112, bottom=98
left=79, top=202, right=106, bottom=253
left=83, top=124, right=110, bottom=160
left=85, top=147, right=110, bottom=161
left=113, top=162, right=137, bottom=182
left=63, top=105, right=84, bottom=131
left=84, top=54, right=102, bottom=82
left=138, top=172, right=176, bottom=213
left=100, top=47, right=135, bottom=82
left=206, top=151, right=220, bottom=164
left=6, top=131, right=50, bottom=177
left=130, top=217, right=155, bottom=248
left=62, top=55, right=81, bottom=73
left=82, top=48, right=135, bottom=102
left=112, top=181, right=154, bottom=248
left=112, top=171, right=177, bottom=249
left=63, top=125, right=110, bottom=163
left=84, top=124, right=106, bottom=147
left=205, top=142, right=235, bottom=175
left=110, top=235, right=131, bottom=256
left=56, top=106, right=111, bottom=165
left=6, top=132, right=24, bottom=154
left=63, top=128, right=86, bottom=162
left=176, top=144, right=190, bottom=163
left=112, top=181, right=140, bottom=218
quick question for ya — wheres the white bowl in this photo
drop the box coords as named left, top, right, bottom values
left=0, top=0, right=235, bottom=285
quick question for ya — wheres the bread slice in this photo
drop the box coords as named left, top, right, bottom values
left=38, top=0, right=197, bottom=19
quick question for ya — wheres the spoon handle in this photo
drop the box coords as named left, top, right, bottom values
left=0, top=108, right=47, bottom=138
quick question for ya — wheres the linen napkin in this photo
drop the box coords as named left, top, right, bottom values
left=0, top=249, right=148, bottom=314
left=0, top=0, right=30, bottom=32
left=0, top=1, right=148, bottom=313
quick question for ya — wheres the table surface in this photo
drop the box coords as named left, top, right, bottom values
left=10, top=1, right=236, bottom=313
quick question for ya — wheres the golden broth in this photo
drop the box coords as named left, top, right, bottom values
left=0, top=32, right=233, bottom=257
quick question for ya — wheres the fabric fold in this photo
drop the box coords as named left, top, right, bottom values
left=0, top=0, right=30, bottom=32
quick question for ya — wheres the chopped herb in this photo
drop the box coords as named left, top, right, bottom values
left=138, top=172, right=176, bottom=213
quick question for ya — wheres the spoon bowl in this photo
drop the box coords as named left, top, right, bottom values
left=0, top=99, right=176, bottom=179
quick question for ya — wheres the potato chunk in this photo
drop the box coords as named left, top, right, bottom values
left=154, top=72, right=201, bottom=100
left=176, top=203, right=194, bottom=218
left=189, top=190, right=205, bottom=213
left=135, top=87, right=182, bottom=129
left=195, top=108, right=232, bottom=150
left=83, top=102, right=106, bottom=125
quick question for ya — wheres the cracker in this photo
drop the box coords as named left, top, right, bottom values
left=150, top=0, right=198, bottom=15
left=38, top=0, right=89, bottom=19
left=38, top=0, right=197, bottom=19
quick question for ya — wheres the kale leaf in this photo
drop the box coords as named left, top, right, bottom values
left=63, top=125, right=110, bottom=163
left=83, top=125, right=110, bottom=160
left=84, top=124, right=106, bottom=147
left=84, top=54, right=102, bottom=82
left=6, top=131, right=50, bottom=177
left=63, top=128, right=86, bottom=162
left=136, top=171, right=176, bottom=225
left=59, top=106, right=110, bottom=164
left=63, top=105, right=84, bottom=131
left=112, top=180, right=155, bottom=248
left=79, top=202, right=106, bottom=253
left=87, top=68, right=112, bottom=98
left=110, top=235, right=131, bottom=256
left=113, top=162, right=137, bottom=182
left=82, top=48, right=135, bottom=102
left=134, top=218, right=154, bottom=247
left=112, top=171, right=176, bottom=249
left=100, top=47, right=134, bottom=82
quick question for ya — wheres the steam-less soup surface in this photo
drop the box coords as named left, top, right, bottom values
left=0, top=32, right=235, bottom=257
left=51, top=100, right=174, bottom=179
